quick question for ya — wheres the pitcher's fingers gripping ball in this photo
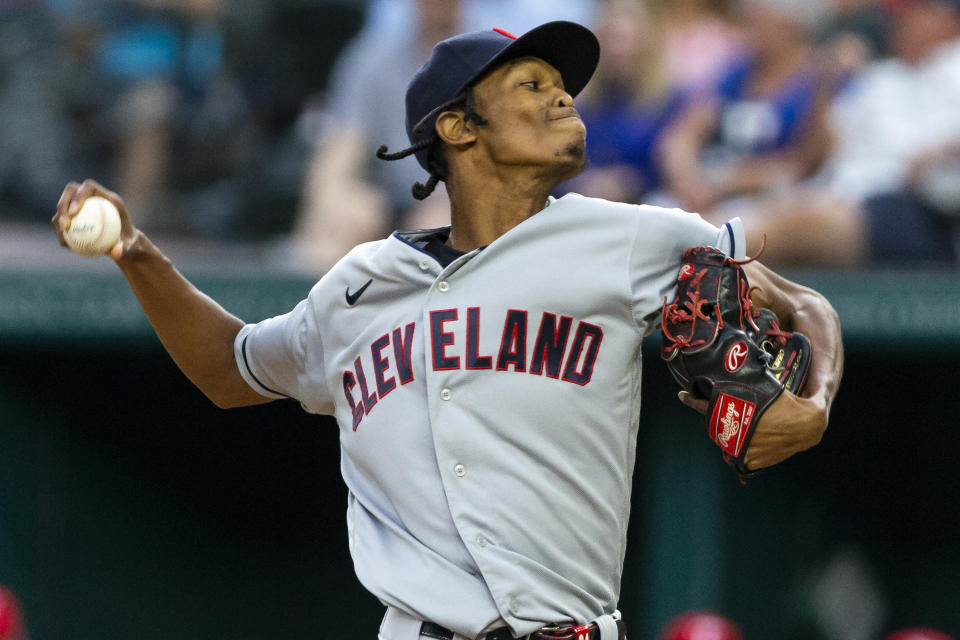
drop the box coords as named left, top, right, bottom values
left=659, top=243, right=812, bottom=479
left=63, top=195, right=122, bottom=257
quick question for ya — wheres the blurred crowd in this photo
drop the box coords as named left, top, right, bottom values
left=0, top=0, right=368, bottom=240
left=2, top=0, right=959, bottom=271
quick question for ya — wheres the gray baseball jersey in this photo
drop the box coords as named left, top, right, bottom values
left=234, top=193, right=745, bottom=638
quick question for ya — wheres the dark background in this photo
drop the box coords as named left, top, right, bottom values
left=1, top=268, right=958, bottom=640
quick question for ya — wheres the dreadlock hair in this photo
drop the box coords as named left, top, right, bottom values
left=376, top=89, right=488, bottom=200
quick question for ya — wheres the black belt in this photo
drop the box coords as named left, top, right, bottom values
left=420, top=623, right=512, bottom=640
left=420, top=619, right=626, bottom=640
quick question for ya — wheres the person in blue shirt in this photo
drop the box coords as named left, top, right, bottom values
left=658, top=0, right=836, bottom=215
left=556, top=0, right=688, bottom=204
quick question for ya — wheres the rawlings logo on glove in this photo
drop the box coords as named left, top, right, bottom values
left=659, top=244, right=812, bottom=479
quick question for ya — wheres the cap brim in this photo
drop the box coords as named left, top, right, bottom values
left=467, top=21, right=600, bottom=98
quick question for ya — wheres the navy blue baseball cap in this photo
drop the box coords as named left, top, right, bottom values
left=404, top=21, right=600, bottom=176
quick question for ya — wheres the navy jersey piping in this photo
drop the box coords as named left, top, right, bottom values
left=393, top=227, right=472, bottom=268
left=242, top=335, right=290, bottom=398
left=392, top=227, right=451, bottom=261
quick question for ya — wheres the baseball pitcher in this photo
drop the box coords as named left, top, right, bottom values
left=53, top=21, right=843, bottom=640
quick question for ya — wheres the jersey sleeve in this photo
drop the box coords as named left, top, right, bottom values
left=233, top=291, right=334, bottom=414
left=629, top=206, right=746, bottom=332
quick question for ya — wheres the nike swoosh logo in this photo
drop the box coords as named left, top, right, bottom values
left=345, top=279, right=373, bottom=306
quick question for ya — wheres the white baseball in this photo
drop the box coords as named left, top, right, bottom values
left=65, top=196, right=122, bottom=257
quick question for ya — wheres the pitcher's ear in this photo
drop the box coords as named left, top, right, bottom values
left=436, top=110, right=477, bottom=148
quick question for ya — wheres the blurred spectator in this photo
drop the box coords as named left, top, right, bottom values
left=826, top=0, right=960, bottom=201
left=0, top=1, right=78, bottom=220
left=290, top=0, right=463, bottom=272
left=653, top=0, right=746, bottom=93
left=657, top=0, right=837, bottom=216
left=816, top=0, right=891, bottom=79
left=657, top=610, right=743, bottom=640
left=89, top=0, right=260, bottom=235
left=227, top=1, right=365, bottom=237
left=0, top=0, right=361, bottom=239
left=0, top=0, right=259, bottom=233
left=700, top=0, right=960, bottom=267
left=361, top=0, right=597, bottom=38
left=886, top=629, right=956, bottom=640
left=0, top=586, right=26, bottom=640
left=556, top=0, right=689, bottom=203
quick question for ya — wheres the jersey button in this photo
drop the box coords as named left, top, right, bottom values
left=440, top=388, right=452, bottom=401
left=475, top=534, right=487, bottom=547
left=454, top=464, right=465, bottom=477
left=419, top=259, right=430, bottom=271
left=438, top=280, right=450, bottom=292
